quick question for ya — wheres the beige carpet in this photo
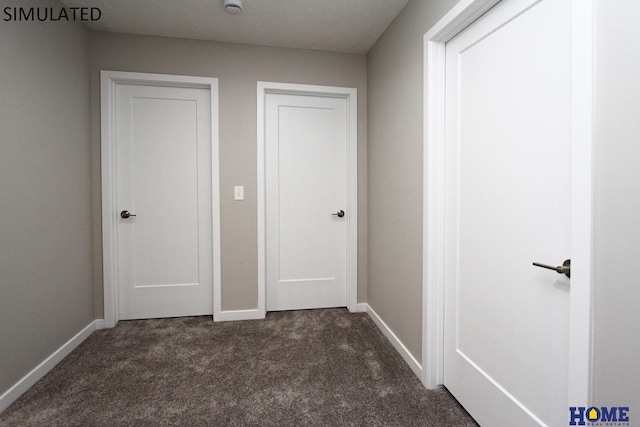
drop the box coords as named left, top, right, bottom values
left=0, top=309, right=477, bottom=426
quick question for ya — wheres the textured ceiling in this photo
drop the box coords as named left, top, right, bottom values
left=60, top=0, right=410, bottom=54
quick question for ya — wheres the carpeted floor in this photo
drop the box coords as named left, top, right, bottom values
left=0, top=309, right=477, bottom=426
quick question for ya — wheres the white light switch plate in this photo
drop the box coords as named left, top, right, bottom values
left=234, top=186, right=244, bottom=201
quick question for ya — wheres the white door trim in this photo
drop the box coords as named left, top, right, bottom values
left=101, top=70, right=221, bottom=327
left=422, top=0, right=595, bottom=408
left=257, top=82, right=358, bottom=316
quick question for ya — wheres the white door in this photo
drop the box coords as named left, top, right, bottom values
left=115, top=83, right=213, bottom=320
left=444, top=0, right=572, bottom=426
left=265, top=93, right=348, bottom=311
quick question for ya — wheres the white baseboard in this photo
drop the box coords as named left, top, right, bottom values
left=218, top=309, right=265, bottom=322
left=355, top=303, right=368, bottom=313
left=363, top=304, right=423, bottom=379
left=0, top=319, right=101, bottom=413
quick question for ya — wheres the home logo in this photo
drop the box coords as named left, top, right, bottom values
left=569, top=406, right=630, bottom=426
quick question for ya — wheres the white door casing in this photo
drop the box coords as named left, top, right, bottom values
left=101, top=71, right=221, bottom=327
left=423, top=0, right=594, bottom=423
left=257, top=82, right=358, bottom=315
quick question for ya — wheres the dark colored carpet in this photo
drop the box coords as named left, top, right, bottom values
left=0, top=309, right=477, bottom=426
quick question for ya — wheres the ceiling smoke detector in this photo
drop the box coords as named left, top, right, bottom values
left=224, top=0, right=243, bottom=14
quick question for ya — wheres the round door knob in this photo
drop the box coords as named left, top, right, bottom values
left=332, top=210, right=345, bottom=218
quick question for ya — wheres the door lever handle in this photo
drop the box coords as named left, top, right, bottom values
left=532, top=259, right=570, bottom=278
left=120, top=210, right=137, bottom=219
left=332, top=210, right=345, bottom=218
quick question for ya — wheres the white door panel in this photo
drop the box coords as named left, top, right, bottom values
left=266, top=94, right=348, bottom=311
left=115, top=84, right=213, bottom=320
left=444, top=0, right=571, bottom=426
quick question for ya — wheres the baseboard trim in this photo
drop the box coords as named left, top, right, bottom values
left=363, top=304, right=423, bottom=379
left=355, top=303, right=368, bottom=313
left=0, top=319, right=101, bottom=413
left=219, top=309, right=265, bottom=322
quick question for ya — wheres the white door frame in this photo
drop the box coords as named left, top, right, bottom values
left=257, top=82, right=358, bottom=316
left=101, top=71, right=221, bottom=328
left=422, top=0, right=595, bottom=408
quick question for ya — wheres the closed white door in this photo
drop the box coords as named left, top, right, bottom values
left=444, top=0, right=572, bottom=426
left=115, top=83, right=213, bottom=320
left=265, top=93, right=348, bottom=311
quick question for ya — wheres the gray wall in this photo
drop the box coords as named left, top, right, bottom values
left=593, top=0, right=640, bottom=410
left=367, top=0, right=458, bottom=361
left=0, top=0, right=93, bottom=395
left=90, top=33, right=368, bottom=315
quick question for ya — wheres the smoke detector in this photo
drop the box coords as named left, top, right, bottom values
left=224, top=0, right=243, bottom=14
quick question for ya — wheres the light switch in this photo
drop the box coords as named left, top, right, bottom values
left=234, top=186, right=244, bottom=201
